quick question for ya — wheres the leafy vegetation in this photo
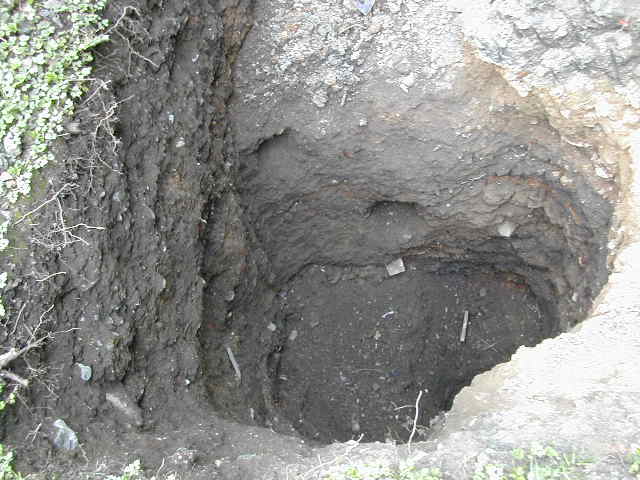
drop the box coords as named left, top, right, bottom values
left=0, top=382, right=20, bottom=480
left=0, top=0, right=109, bottom=316
left=0, top=443, right=22, bottom=480
left=324, top=462, right=442, bottom=480
left=473, top=444, right=590, bottom=480
left=90, top=460, right=179, bottom=480
left=628, top=446, right=640, bottom=479
left=108, top=460, right=143, bottom=480
left=0, top=1, right=109, bottom=477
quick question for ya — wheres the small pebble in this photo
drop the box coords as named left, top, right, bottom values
left=354, top=0, right=375, bottom=15
left=497, top=221, right=516, bottom=237
left=53, top=419, right=78, bottom=450
left=78, top=363, right=92, bottom=382
left=386, top=258, right=405, bottom=276
left=368, top=22, right=382, bottom=35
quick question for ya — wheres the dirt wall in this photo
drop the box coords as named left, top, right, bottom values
left=1, top=0, right=255, bottom=471
left=0, top=0, right=638, bottom=478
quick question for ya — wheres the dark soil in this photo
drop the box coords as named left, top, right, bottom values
left=273, top=261, right=546, bottom=443
left=0, top=0, right=619, bottom=477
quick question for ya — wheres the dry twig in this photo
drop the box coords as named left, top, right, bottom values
left=13, top=184, right=71, bottom=225
left=0, top=306, right=75, bottom=388
left=460, top=310, right=469, bottom=343
left=225, top=346, right=242, bottom=383
left=407, top=390, right=424, bottom=453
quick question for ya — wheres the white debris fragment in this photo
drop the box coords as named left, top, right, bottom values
left=595, top=166, right=610, bottom=179
left=289, top=329, right=298, bottom=341
left=386, top=258, right=405, bottom=276
left=53, top=419, right=78, bottom=450
left=77, top=363, right=92, bottom=382
left=225, top=346, right=242, bottom=383
left=560, top=175, right=572, bottom=186
left=382, top=310, right=395, bottom=318
left=353, top=0, right=375, bottom=15
left=497, top=221, right=516, bottom=238
left=459, top=310, right=469, bottom=343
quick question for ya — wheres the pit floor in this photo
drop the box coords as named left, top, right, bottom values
left=271, top=258, right=548, bottom=443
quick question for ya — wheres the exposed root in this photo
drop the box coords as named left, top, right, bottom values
left=0, top=305, right=76, bottom=392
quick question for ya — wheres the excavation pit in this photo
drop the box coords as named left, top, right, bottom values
left=3, top=1, right=636, bottom=476
left=197, top=2, right=615, bottom=445
left=200, top=128, right=613, bottom=445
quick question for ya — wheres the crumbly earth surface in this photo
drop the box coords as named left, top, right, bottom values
left=0, top=0, right=639, bottom=479
left=275, top=262, right=545, bottom=443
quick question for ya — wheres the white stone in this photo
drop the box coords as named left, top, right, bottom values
left=78, top=363, right=92, bottom=382
left=497, top=221, right=516, bottom=238
left=595, top=166, right=610, bottom=179
left=386, top=258, right=406, bottom=276
left=53, top=419, right=78, bottom=450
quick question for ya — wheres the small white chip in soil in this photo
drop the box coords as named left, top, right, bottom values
left=386, top=258, right=406, bottom=276
left=459, top=310, right=469, bottom=343
left=77, top=363, right=92, bottom=382
left=289, top=329, right=298, bottom=341
left=497, top=220, right=517, bottom=237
